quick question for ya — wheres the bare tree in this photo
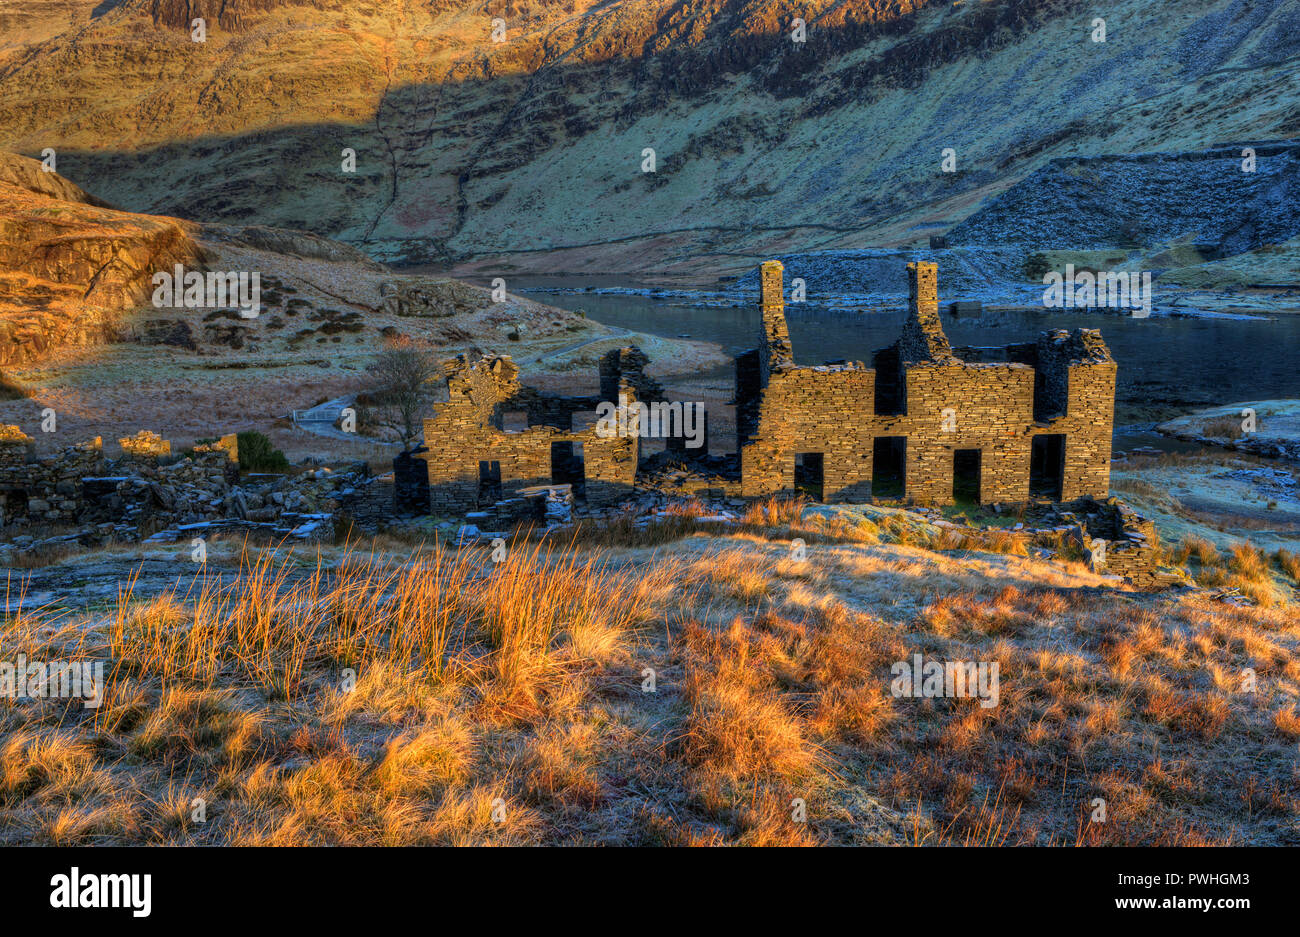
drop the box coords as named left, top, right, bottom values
left=367, top=340, right=442, bottom=449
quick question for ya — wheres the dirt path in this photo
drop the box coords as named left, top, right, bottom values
left=290, top=393, right=394, bottom=445
left=514, top=325, right=633, bottom=366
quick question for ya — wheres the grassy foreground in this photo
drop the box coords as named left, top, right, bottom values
left=2, top=505, right=1299, bottom=846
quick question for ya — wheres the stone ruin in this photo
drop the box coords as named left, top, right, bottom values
left=0, top=428, right=368, bottom=557
left=410, top=347, right=663, bottom=516
left=0, top=262, right=1178, bottom=589
left=382, top=260, right=1119, bottom=515
left=1063, top=496, right=1184, bottom=590
left=734, top=260, right=1117, bottom=505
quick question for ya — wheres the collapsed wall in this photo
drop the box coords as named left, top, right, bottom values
left=1064, top=496, right=1185, bottom=591
left=0, top=426, right=364, bottom=546
left=415, top=352, right=640, bottom=514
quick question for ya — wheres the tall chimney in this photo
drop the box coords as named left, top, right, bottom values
left=759, top=260, right=793, bottom=368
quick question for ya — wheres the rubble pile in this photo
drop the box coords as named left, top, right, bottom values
left=0, top=427, right=376, bottom=556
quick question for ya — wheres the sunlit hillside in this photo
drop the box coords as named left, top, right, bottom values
left=1, top=0, right=1296, bottom=275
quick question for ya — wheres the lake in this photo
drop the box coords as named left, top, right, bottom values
left=517, top=283, right=1300, bottom=445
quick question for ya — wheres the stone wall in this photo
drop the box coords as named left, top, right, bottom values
left=417, top=353, right=639, bottom=515
left=338, top=474, right=396, bottom=529
left=899, top=261, right=954, bottom=363
left=759, top=260, right=794, bottom=372
left=0, top=425, right=373, bottom=542
left=0, top=431, right=104, bottom=525
left=736, top=262, right=1116, bottom=506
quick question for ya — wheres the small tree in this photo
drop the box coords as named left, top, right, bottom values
left=236, top=431, right=289, bottom=472
left=367, top=340, right=442, bottom=448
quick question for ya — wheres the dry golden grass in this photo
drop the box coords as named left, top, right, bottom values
left=1229, top=543, right=1271, bottom=582
left=958, top=528, right=1030, bottom=557
left=1174, top=534, right=1222, bottom=567
left=1275, top=548, right=1300, bottom=582
left=2, top=523, right=1297, bottom=846
left=1201, top=415, right=1249, bottom=440
left=741, top=495, right=808, bottom=528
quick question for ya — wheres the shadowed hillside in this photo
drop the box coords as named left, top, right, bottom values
left=1, top=0, right=1296, bottom=275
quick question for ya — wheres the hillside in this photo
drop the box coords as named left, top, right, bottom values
left=0, top=152, right=722, bottom=453
left=0, top=0, right=1296, bottom=277
left=946, top=143, right=1300, bottom=256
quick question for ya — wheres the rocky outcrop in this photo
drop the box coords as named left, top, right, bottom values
left=143, top=0, right=343, bottom=32
left=378, top=277, right=485, bottom=318
left=0, top=153, right=205, bottom=365
left=0, top=153, right=114, bottom=208
left=200, top=223, right=385, bottom=268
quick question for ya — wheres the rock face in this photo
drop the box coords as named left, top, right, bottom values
left=143, top=0, right=343, bottom=32
left=378, top=277, right=483, bottom=318
left=201, top=223, right=385, bottom=268
left=0, top=152, right=205, bottom=365
left=1, top=0, right=1295, bottom=274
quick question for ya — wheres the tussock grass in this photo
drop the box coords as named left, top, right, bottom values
left=2, top=522, right=1297, bottom=845
left=1201, top=415, right=1249, bottom=440
left=1174, top=534, right=1221, bottom=567
left=741, top=495, right=808, bottom=528
left=1275, top=548, right=1300, bottom=581
left=1168, top=537, right=1290, bottom=606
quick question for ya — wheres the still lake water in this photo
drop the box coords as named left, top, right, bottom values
left=519, top=285, right=1300, bottom=438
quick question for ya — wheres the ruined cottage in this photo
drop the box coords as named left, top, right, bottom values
left=733, top=260, right=1117, bottom=506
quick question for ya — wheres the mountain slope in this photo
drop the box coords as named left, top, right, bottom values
left=1, top=0, right=1297, bottom=276
left=946, top=143, right=1300, bottom=254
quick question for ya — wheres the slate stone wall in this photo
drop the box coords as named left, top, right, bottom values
left=736, top=262, right=1116, bottom=506
left=418, top=353, right=639, bottom=514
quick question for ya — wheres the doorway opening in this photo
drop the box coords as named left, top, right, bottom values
left=872, top=437, right=906, bottom=499
left=794, top=452, right=824, bottom=501
left=1030, top=435, right=1065, bottom=501
left=477, top=460, right=502, bottom=505
left=953, top=449, right=982, bottom=504
left=550, top=442, right=586, bottom=498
